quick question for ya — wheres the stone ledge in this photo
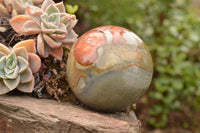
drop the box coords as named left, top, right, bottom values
left=0, top=95, right=141, bottom=133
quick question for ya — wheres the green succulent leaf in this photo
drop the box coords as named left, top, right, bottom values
left=41, top=13, right=49, bottom=27
left=18, top=56, right=29, bottom=73
left=3, top=76, right=20, bottom=90
left=6, top=58, right=16, bottom=69
left=48, top=22, right=58, bottom=29
left=55, top=2, right=66, bottom=13
left=61, top=30, right=77, bottom=44
left=17, top=78, right=34, bottom=93
left=55, top=23, right=66, bottom=33
left=6, top=52, right=17, bottom=70
left=48, top=13, right=60, bottom=25
left=13, top=47, right=28, bottom=60
left=37, top=33, right=49, bottom=57
left=4, top=67, right=15, bottom=75
left=60, top=13, right=69, bottom=25
left=0, top=56, right=6, bottom=79
left=41, top=13, right=58, bottom=29
left=0, top=80, right=10, bottom=95
left=5, top=66, right=19, bottom=79
left=41, top=23, right=55, bottom=34
left=46, top=4, right=59, bottom=15
left=20, top=67, right=33, bottom=83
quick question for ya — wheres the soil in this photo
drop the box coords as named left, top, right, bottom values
left=33, top=53, right=81, bottom=105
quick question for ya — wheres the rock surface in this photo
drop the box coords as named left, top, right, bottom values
left=0, top=95, right=141, bottom=133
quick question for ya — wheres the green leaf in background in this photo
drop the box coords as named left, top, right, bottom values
left=65, top=4, right=78, bottom=14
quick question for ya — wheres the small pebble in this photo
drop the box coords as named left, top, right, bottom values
left=0, top=27, right=6, bottom=32
left=52, top=69, right=57, bottom=75
left=53, top=58, right=59, bottom=64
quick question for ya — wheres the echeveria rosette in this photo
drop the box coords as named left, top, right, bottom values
left=9, top=0, right=78, bottom=60
left=0, top=0, right=44, bottom=17
left=0, top=39, right=41, bottom=95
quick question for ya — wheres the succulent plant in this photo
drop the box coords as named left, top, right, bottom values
left=67, top=26, right=153, bottom=112
left=0, top=0, right=44, bottom=17
left=0, top=39, right=41, bottom=95
left=9, top=0, right=78, bottom=60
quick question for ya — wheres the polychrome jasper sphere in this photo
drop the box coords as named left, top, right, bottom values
left=67, top=26, right=153, bottom=112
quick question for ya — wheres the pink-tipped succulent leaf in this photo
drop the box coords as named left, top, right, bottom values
left=0, top=39, right=41, bottom=95
left=9, top=0, right=78, bottom=60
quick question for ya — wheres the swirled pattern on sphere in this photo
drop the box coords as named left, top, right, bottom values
left=67, top=26, right=153, bottom=112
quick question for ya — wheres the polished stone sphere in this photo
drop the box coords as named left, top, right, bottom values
left=67, top=26, right=153, bottom=112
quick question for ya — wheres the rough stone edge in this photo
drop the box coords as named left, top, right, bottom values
left=0, top=95, right=141, bottom=133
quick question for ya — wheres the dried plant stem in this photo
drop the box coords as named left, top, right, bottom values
left=8, top=33, right=17, bottom=47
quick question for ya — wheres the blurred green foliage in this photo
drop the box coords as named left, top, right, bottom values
left=66, top=0, right=200, bottom=128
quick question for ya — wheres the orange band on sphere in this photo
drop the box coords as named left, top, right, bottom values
left=74, top=30, right=106, bottom=66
